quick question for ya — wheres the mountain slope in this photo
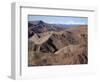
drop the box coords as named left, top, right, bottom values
left=28, top=20, right=77, bottom=37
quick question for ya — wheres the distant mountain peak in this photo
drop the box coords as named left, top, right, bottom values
left=38, top=20, right=44, bottom=24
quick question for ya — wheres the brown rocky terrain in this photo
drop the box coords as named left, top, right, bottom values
left=28, top=21, right=88, bottom=66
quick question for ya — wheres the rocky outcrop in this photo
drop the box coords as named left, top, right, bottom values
left=28, top=30, right=81, bottom=52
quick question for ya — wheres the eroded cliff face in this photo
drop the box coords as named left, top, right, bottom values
left=28, top=21, right=88, bottom=66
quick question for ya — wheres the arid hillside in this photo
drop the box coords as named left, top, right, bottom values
left=28, top=21, right=88, bottom=66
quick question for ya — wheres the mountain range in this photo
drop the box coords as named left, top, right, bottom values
left=28, top=20, right=81, bottom=37
left=28, top=20, right=88, bottom=66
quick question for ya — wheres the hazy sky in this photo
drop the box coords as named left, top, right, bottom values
left=28, top=15, right=88, bottom=25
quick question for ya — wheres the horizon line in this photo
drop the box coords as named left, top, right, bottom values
left=28, top=20, right=88, bottom=25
